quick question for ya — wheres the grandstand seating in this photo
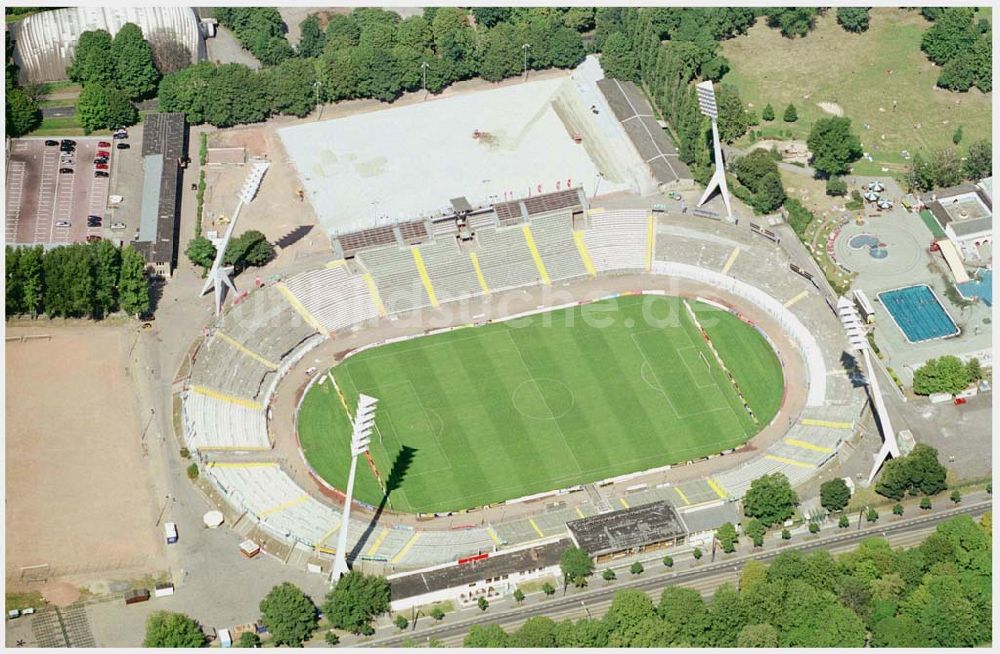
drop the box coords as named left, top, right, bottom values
left=528, top=213, right=588, bottom=282
left=223, top=286, right=317, bottom=363
left=183, top=390, right=269, bottom=450
left=356, top=246, right=432, bottom=314
left=416, top=238, right=482, bottom=302
left=474, top=226, right=542, bottom=291
left=282, top=265, right=380, bottom=334
left=583, top=210, right=648, bottom=272
left=190, top=332, right=275, bottom=399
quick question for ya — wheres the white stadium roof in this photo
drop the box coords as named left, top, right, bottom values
left=10, top=7, right=204, bottom=83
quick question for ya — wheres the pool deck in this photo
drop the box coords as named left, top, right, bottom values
left=830, top=187, right=992, bottom=385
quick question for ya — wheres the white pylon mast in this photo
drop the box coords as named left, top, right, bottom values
left=201, top=161, right=270, bottom=316
left=694, top=80, right=733, bottom=223
left=331, top=394, right=379, bottom=581
left=837, top=297, right=900, bottom=484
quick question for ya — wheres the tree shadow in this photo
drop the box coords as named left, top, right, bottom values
left=146, top=275, right=166, bottom=317
left=346, top=445, right=417, bottom=567
left=274, top=225, right=313, bottom=249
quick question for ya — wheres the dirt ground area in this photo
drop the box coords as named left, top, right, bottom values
left=5, top=323, right=164, bottom=591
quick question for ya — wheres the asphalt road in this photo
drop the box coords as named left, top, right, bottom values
left=362, top=497, right=990, bottom=647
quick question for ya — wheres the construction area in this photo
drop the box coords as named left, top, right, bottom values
left=278, top=56, right=655, bottom=236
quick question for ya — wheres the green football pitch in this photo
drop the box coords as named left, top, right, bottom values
left=298, top=296, right=784, bottom=513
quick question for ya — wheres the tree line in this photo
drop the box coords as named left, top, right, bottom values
left=464, top=512, right=990, bottom=647
left=159, top=7, right=588, bottom=128
left=5, top=242, right=151, bottom=319
left=907, top=139, right=992, bottom=192
left=185, top=230, right=275, bottom=273
left=5, top=32, right=42, bottom=137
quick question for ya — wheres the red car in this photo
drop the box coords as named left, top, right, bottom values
left=95, top=163, right=109, bottom=170
left=97, top=150, right=110, bottom=158
left=98, top=141, right=111, bottom=148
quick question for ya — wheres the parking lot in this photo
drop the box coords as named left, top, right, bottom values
left=5, top=137, right=126, bottom=245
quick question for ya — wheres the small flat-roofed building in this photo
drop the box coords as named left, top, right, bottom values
left=134, top=113, right=187, bottom=277
left=566, top=500, right=686, bottom=563
left=677, top=501, right=742, bottom=548
left=923, top=182, right=993, bottom=261
left=387, top=538, right=570, bottom=612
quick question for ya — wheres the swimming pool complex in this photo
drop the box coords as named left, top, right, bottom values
left=877, top=284, right=960, bottom=343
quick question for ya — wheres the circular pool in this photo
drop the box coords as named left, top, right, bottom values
left=849, top=234, right=879, bottom=249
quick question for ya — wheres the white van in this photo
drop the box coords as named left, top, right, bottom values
left=164, top=522, right=178, bottom=544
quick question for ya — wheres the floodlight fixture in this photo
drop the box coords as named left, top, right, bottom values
left=331, top=394, right=379, bottom=581
left=200, top=161, right=271, bottom=316
left=837, top=298, right=900, bottom=483
left=694, top=81, right=733, bottom=222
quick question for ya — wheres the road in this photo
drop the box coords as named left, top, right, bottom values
left=361, top=498, right=990, bottom=647
left=41, top=98, right=158, bottom=119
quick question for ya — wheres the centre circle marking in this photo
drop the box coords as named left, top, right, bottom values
left=511, top=378, right=575, bottom=420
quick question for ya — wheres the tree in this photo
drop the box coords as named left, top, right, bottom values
left=964, top=140, right=992, bottom=180
left=950, top=489, right=962, bottom=504
left=743, top=473, right=798, bottom=527
left=807, top=117, right=863, bottom=177
left=715, top=84, right=750, bottom=143
left=907, top=444, right=948, bottom=496
left=602, top=569, right=616, bottom=582
left=394, top=614, right=409, bottom=630
left=600, top=32, right=639, bottom=82
left=224, top=230, right=275, bottom=271
left=693, top=547, right=703, bottom=560
left=809, top=522, right=820, bottom=534
left=866, top=508, right=879, bottom=522
left=477, top=596, right=489, bottom=611
left=260, top=582, right=318, bottom=646
left=820, top=478, right=851, bottom=512
left=541, top=582, right=555, bottom=596
left=18, top=245, right=44, bottom=317
left=921, top=496, right=933, bottom=510
left=186, top=236, right=217, bottom=269
left=921, top=8, right=978, bottom=66
left=659, top=586, right=710, bottom=645
left=826, top=175, right=848, bottom=197
left=91, top=240, right=121, bottom=318
left=559, top=547, right=593, bottom=587
left=471, top=7, right=511, bottom=28
left=902, top=574, right=989, bottom=647
left=716, top=522, right=738, bottom=553
left=928, top=148, right=964, bottom=188
left=781, top=528, right=791, bottom=540
left=148, top=29, right=193, bottom=75
left=767, top=8, right=817, bottom=38
left=238, top=631, right=261, bottom=648
left=464, top=624, right=509, bottom=647
left=630, top=561, right=644, bottom=575
left=5, top=88, right=41, bottom=137
left=731, top=149, right=786, bottom=214
left=511, top=616, right=558, bottom=648
left=893, top=503, right=904, bottom=516
left=142, top=611, right=205, bottom=647
left=837, top=8, right=870, bottom=33
left=952, top=125, right=964, bottom=145
left=112, top=23, right=160, bottom=100
left=913, top=355, right=972, bottom=395
left=872, top=615, right=932, bottom=647
left=76, top=83, right=138, bottom=133
left=323, top=571, right=390, bottom=635
left=68, top=29, right=115, bottom=85
left=266, top=57, right=317, bottom=118
left=477, top=23, right=523, bottom=83
left=783, top=103, right=798, bottom=122
left=761, top=103, right=775, bottom=122
left=118, top=246, right=150, bottom=318
left=547, top=26, right=586, bottom=69
left=298, top=14, right=326, bottom=58
left=737, top=623, right=778, bottom=648
left=744, top=518, right=766, bottom=547
left=662, top=555, right=673, bottom=568
left=839, top=514, right=850, bottom=528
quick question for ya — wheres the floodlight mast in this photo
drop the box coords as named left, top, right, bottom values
left=694, top=80, right=734, bottom=223
left=200, top=161, right=270, bottom=316
left=837, top=298, right=900, bottom=484
left=331, top=394, right=379, bottom=581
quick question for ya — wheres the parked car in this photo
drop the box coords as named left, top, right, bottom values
left=111, top=222, right=127, bottom=230
left=97, top=150, right=110, bottom=158
left=59, top=167, right=74, bottom=174
left=94, top=158, right=108, bottom=165
left=97, top=141, right=111, bottom=148
left=86, top=235, right=103, bottom=243
left=95, top=171, right=109, bottom=178
left=113, top=131, right=128, bottom=139
left=44, top=139, right=59, bottom=146
left=60, top=139, right=76, bottom=147
left=116, top=143, right=131, bottom=150
left=55, top=221, right=71, bottom=227
left=95, top=163, right=109, bottom=170
left=60, top=145, right=75, bottom=153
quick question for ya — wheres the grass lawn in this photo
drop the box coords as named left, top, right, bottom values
left=723, top=9, right=991, bottom=167
left=298, top=296, right=783, bottom=513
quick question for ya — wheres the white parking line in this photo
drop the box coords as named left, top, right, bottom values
left=5, top=161, right=26, bottom=241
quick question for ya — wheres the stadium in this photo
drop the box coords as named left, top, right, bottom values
left=178, top=59, right=864, bottom=573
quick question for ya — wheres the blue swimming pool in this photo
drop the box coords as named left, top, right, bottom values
left=958, top=268, right=992, bottom=307
left=877, top=285, right=960, bottom=343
